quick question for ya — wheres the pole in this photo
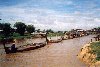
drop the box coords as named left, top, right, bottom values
left=2, top=38, right=7, bottom=54
left=46, top=33, right=48, bottom=44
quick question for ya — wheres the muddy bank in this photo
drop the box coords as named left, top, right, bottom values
left=77, top=41, right=100, bottom=67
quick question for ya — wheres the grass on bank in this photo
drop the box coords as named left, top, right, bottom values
left=12, top=33, right=33, bottom=39
left=0, top=33, right=32, bottom=41
left=90, top=41, right=100, bottom=61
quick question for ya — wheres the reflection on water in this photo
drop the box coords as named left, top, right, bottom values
left=0, top=35, right=95, bottom=67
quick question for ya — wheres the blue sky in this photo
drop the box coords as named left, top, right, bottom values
left=0, top=0, right=100, bottom=31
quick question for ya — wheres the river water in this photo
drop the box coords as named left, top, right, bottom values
left=0, top=35, right=95, bottom=67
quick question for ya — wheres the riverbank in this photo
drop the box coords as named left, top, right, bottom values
left=78, top=41, right=100, bottom=67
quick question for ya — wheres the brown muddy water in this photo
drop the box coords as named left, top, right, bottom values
left=0, top=35, right=95, bottom=67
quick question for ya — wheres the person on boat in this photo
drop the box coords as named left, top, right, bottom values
left=11, top=43, right=17, bottom=53
left=91, top=39, right=92, bottom=42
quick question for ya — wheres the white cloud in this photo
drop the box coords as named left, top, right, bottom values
left=0, top=4, right=100, bottom=31
left=94, top=18, right=100, bottom=22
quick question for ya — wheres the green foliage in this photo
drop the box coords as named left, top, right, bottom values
left=46, top=29, right=54, bottom=33
left=13, top=33, right=20, bottom=37
left=26, top=25, right=35, bottom=34
left=64, top=31, right=68, bottom=34
left=0, top=34, right=4, bottom=41
left=90, top=41, right=100, bottom=61
left=1, top=23, right=12, bottom=37
left=14, top=22, right=26, bottom=36
left=12, top=33, right=32, bottom=39
left=47, top=32, right=64, bottom=37
left=0, top=21, right=36, bottom=42
left=37, top=29, right=40, bottom=33
left=42, top=29, right=46, bottom=33
left=12, top=33, right=24, bottom=39
left=0, top=23, right=3, bottom=29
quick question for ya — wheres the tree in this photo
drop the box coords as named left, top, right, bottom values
left=2, top=23, right=12, bottom=37
left=58, top=31, right=63, bottom=33
left=37, top=29, right=40, bottom=33
left=43, top=29, right=46, bottom=33
left=46, top=29, right=54, bottom=33
left=0, top=23, right=12, bottom=54
left=14, top=22, right=26, bottom=36
left=26, top=25, right=35, bottom=34
left=0, top=23, right=3, bottom=30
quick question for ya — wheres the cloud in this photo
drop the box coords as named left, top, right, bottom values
left=0, top=6, right=100, bottom=31
left=0, top=0, right=100, bottom=31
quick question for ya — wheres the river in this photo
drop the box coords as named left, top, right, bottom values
left=0, top=35, right=95, bottom=67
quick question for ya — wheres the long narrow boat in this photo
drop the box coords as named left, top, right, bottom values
left=17, top=42, right=46, bottom=52
left=47, top=38, right=62, bottom=43
left=5, top=42, right=47, bottom=53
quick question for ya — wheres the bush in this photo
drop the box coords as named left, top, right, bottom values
left=90, top=41, right=100, bottom=61
left=0, top=34, right=4, bottom=41
left=13, top=33, right=20, bottom=37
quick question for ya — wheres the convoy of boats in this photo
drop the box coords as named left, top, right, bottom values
left=2, top=28, right=99, bottom=54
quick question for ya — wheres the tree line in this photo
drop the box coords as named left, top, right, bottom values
left=0, top=22, right=35, bottom=39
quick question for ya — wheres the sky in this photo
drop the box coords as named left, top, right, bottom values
left=0, top=0, right=100, bottom=31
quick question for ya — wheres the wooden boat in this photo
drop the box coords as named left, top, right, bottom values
left=5, top=42, right=47, bottom=53
left=47, top=38, right=62, bottom=43
left=17, top=42, right=46, bottom=52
